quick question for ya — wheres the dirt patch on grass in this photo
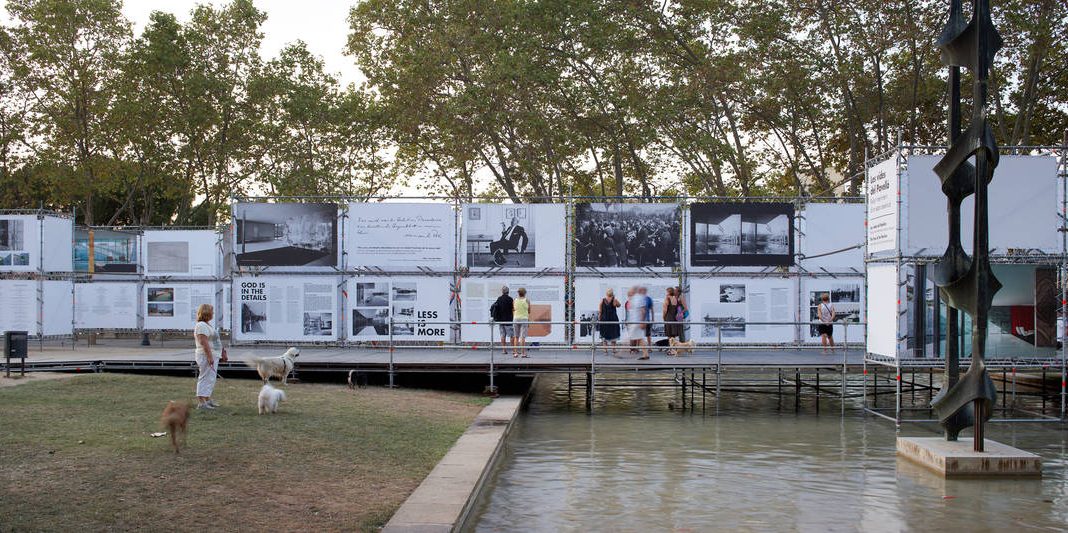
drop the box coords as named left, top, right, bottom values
left=0, top=372, right=79, bottom=388
left=0, top=374, right=489, bottom=531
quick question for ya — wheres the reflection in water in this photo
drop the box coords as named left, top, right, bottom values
left=468, top=374, right=1068, bottom=532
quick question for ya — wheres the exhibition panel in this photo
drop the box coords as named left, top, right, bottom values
left=866, top=157, right=898, bottom=255
left=0, top=215, right=41, bottom=272
left=798, top=203, right=865, bottom=270
left=143, top=283, right=218, bottom=330
left=0, top=280, right=38, bottom=334
left=347, top=276, right=452, bottom=341
left=903, top=155, right=1060, bottom=256
left=865, top=264, right=901, bottom=358
left=41, top=216, right=74, bottom=272
left=233, top=202, right=340, bottom=269
left=801, top=277, right=866, bottom=344
left=74, top=228, right=139, bottom=273
left=232, top=276, right=339, bottom=342
left=688, top=277, right=796, bottom=344
left=344, top=202, right=455, bottom=270
left=461, top=204, right=566, bottom=270
left=574, top=277, right=683, bottom=342
left=688, top=203, right=794, bottom=267
left=574, top=203, right=681, bottom=270
left=460, top=277, right=566, bottom=343
left=74, top=282, right=138, bottom=329
left=143, top=230, right=220, bottom=277
left=42, top=281, right=74, bottom=336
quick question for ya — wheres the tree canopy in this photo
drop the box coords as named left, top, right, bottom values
left=1, top=0, right=1064, bottom=224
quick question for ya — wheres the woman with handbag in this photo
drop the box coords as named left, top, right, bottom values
left=663, top=287, right=684, bottom=355
left=597, top=289, right=622, bottom=356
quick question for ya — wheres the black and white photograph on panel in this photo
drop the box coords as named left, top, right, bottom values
left=574, top=203, right=681, bottom=268
left=391, top=304, right=416, bottom=335
left=719, top=284, right=746, bottom=303
left=808, top=282, right=862, bottom=337
left=240, top=301, right=268, bottom=333
left=303, top=312, right=333, bottom=336
left=356, top=282, right=389, bottom=306
left=701, top=315, right=746, bottom=338
left=392, top=282, right=417, bottom=302
left=234, top=202, right=338, bottom=267
left=0, top=219, right=25, bottom=251
left=352, top=307, right=389, bottom=336
left=465, top=205, right=535, bottom=267
left=690, top=203, right=794, bottom=266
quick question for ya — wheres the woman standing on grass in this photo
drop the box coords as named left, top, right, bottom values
left=513, top=288, right=530, bottom=358
left=194, top=304, right=227, bottom=410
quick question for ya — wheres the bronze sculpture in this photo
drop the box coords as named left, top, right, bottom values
left=929, top=0, right=1002, bottom=451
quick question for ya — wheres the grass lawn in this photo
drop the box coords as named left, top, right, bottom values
left=0, top=373, right=490, bottom=532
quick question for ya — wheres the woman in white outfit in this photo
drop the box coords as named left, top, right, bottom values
left=194, top=304, right=227, bottom=410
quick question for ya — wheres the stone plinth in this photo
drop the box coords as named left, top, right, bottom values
left=897, top=437, right=1042, bottom=478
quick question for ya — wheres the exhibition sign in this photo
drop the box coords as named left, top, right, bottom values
left=460, top=277, right=566, bottom=343
left=574, top=203, right=681, bottom=270
left=689, top=203, right=794, bottom=267
left=0, top=280, right=37, bottom=334
left=74, top=282, right=138, bottom=329
left=143, top=230, right=219, bottom=277
left=461, top=204, right=566, bottom=270
left=348, top=277, right=451, bottom=341
left=574, top=277, right=682, bottom=341
left=865, top=264, right=901, bottom=357
left=866, top=158, right=898, bottom=254
left=42, top=280, right=73, bottom=336
left=799, top=203, right=865, bottom=270
left=74, top=228, right=139, bottom=273
left=143, top=283, right=218, bottom=330
left=41, top=216, right=73, bottom=272
left=802, top=277, right=865, bottom=344
left=232, top=276, right=339, bottom=342
left=345, top=202, right=455, bottom=270
left=904, top=155, right=1059, bottom=255
left=0, top=215, right=40, bottom=272
left=688, top=278, right=795, bottom=344
left=233, top=202, right=339, bottom=269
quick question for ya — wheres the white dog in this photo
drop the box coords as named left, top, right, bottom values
left=244, top=347, right=300, bottom=384
left=257, top=384, right=286, bottom=414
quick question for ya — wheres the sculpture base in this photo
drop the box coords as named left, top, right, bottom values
left=897, top=437, right=1041, bottom=478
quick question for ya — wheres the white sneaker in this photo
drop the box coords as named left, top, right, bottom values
left=197, top=403, right=215, bottom=410
left=207, top=400, right=220, bottom=408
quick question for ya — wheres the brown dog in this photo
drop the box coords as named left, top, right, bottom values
left=160, top=401, right=190, bottom=454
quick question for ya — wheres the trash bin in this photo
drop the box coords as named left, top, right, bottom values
left=4, top=330, right=28, bottom=377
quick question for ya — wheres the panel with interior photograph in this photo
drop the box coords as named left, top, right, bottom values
left=689, top=203, right=794, bottom=267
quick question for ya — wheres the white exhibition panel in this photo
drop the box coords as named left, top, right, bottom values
left=904, top=155, right=1059, bottom=255
left=460, top=204, right=566, bottom=270
left=461, top=277, right=566, bottom=343
left=42, top=281, right=73, bottom=336
left=41, top=216, right=73, bottom=272
left=143, top=230, right=219, bottom=277
left=688, top=277, right=795, bottom=344
left=573, top=277, right=682, bottom=341
left=348, top=277, right=451, bottom=341
left=143, top=283, right=218, bottom=330
left=345, top=202, right=455, bottom=270
left=866, top=264, right=900, bottom=357
left=866, top=158, right=898, bottom=254
left=801, top=277, right=866, bottom=344
left=800, top=204, right=865, bottom=270
left=0, top=280, right=38, bottom=334
left=0, top=215, right=41, bottom=272
left=232, top=276, right=339, bottom=342
left=74, top=282, right=138, bottom=330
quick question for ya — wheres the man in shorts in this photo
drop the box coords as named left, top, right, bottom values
left=490, top=286, right=514, bottom=355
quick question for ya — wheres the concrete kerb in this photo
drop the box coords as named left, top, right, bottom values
left=382, top=380, right=535, bottom=532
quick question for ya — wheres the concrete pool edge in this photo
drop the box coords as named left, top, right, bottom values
left=382, top=384, right=532, bottom=532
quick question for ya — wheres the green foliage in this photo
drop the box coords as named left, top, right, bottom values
left=0, top=0, right=1064, bottom=220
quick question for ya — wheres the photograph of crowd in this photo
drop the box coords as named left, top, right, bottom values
left=691, top=203, right=794, bottom=266
left=575, top=203, right=680, bottom=268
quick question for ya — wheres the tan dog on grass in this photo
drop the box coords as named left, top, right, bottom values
left=669, top=338, right=695, bottom=356
left=244, top=347, right=300, bottom=384
left=160, top=401, right=190, bottom=454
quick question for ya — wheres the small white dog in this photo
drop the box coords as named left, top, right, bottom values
left=257, top=383, right=286, bottom=414
left=244, top=347, right=300, bottom=384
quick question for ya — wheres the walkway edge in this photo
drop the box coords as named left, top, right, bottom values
left=382, top=384, right=532, bottom=533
